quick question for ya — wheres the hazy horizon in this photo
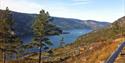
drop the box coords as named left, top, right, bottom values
left=0, top=0, right=124, bottom=22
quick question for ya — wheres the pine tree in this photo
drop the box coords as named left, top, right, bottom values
left=31, top=9, right=53, bottom=63
left=0, top=7, right=22, bottom=63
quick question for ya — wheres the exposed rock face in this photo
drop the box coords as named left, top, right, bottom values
left=112, top=16, right=125, bottom=27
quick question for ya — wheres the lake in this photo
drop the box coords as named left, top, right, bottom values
left=20, top=29, right=92, bottom=48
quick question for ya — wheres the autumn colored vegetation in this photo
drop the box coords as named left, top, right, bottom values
left=0, top=6, right=125, bottom=63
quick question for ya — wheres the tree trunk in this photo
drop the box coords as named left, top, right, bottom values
left=3, top=52, right=6, bottom=63
left=38, top=46, right=42, bottom=63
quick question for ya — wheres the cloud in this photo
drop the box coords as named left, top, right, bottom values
left=0, top=0, right=124, bottom=22
left=71, top=2, right=89, bottom=5
left=72, top=0, right=89, bottom=2
left=1, top=0, right=42, bottom=13
left=71, top=0, right=90, bottom=5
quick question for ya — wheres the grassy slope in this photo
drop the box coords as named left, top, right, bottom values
left=2, top=16, right=125, bottom=63
left=63, top=16, right=125, bottom=63
left=26, top=16, right=125, bottom=63
left=64, top=37, right=125, bottom=63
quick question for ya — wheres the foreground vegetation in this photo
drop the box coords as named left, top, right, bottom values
left=6, top=16, right=124, bottom=63
left=0, top=6, right=124, bottom=63
left=0, top=7, right=60, bottom=63
left=26, top=16, right=125, bottom=63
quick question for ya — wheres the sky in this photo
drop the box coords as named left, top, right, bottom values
left=0, top=0, right=125, bottom=22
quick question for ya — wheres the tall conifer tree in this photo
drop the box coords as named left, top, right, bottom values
left=32, top=9, right=53, bottom=63
left=0, top=7, right=22, bottom=63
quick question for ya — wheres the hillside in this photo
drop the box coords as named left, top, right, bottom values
left=63, top=16, right=125, bottom=63
left=0, top=13, right=124, bottom=63
left=23, top=16, right=125, bottom=63
left=11, top=11, right=36, bottom=35
left=9, top=11, right=110, bottom=36
left=52, top=17, right=109, bottom=30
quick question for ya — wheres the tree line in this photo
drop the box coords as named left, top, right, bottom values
left=0, top=7, right=57, bottom=63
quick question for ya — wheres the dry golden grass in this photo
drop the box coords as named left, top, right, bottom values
left=87, top=37, right=125, bottom=63
left=0, top=38, right=124, bottom=63
left=115, top=56, right=125, bottom=63
left=64, top=37, right=125, bottom=63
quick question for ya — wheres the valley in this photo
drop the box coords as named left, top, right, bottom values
left=0, top=0, right=124, bottom=62
left=10, top=16, right=125, bottom=63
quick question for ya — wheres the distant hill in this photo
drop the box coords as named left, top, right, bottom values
left=52, top=17, right=110, bottom=30
left=0, top=10, right=110, bottom=36
left=49, top=16, right=125, bottom=63
left=11, top=12, right=36, bottom=35
left=75, top=16, right=125, bottom=45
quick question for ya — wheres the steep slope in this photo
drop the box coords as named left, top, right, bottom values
left=113, top=16, right=125, bottom=26
left=11, top=12, right=36, bottom=35
left=26, top=16, right=125, bottom=63
left=9, top=11, right=110, bottom=36
left=63, top=16, right=125, bottom=63
left=52, top=17, right=110, bottom=30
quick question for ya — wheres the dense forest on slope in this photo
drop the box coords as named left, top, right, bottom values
left=0, top=10, right=110, bottom=36
left=0, top=10, right=62, bottom=36
left=52, top=17, right=110, bottom=30
left=11, top=11, right=110, bottom=36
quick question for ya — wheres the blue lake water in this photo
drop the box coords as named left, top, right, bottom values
left=20, top=29, right=92, bottom=48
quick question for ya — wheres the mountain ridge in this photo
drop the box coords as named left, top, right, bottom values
left=0, top=9, right=110, bottom=36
